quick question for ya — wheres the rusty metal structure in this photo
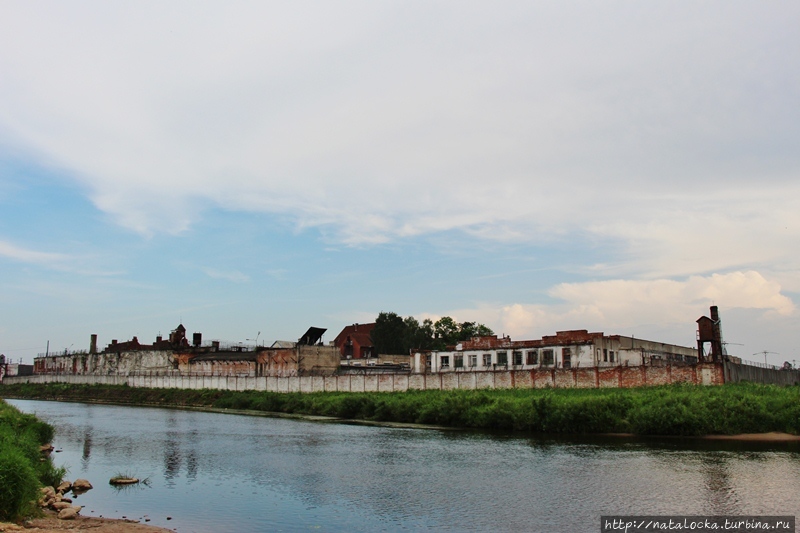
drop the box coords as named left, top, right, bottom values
left=696, top=305, right=725, bottom=363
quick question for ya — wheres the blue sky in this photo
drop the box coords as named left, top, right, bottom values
left=1, top=2, right=799, bottom=366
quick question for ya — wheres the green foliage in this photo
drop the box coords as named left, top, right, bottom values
left=0, top=400, right=66, bottom=521
left=370, top=311, right=495, bottom=354
left=4, top=382, right=799, bottom=438
left=0, top=447, right=40, bottom=521
left=372, top=311, right=410, bottom=355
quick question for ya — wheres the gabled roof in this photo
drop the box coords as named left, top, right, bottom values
left=333, top=323, right=375, bottom=347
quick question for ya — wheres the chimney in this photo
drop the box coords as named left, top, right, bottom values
left=193, top=333, right=202, bottom=347
left=90, top=334, right=97, bottom=355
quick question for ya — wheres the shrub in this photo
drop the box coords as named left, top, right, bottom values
left=0, top=447, right=40, bottom=521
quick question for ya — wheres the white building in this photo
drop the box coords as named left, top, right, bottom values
left=414, top=330, right=698, bottom=374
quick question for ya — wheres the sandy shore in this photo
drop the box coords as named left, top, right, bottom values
left=702, top=431, right=800, bottom=442
left=601, top=431, right=800, bottom=442
left=1, top=512, right=173, bottom=533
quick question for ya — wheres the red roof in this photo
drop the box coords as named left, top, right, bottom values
left=333, top=323, right=375, bottom=348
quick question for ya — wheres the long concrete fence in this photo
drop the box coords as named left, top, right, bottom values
left=3, top=361, right=796, bottom=392
left=1, top=363, right=730, bottom=391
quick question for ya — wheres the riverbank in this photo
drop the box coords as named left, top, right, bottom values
left=0, top=400, right=170, bottom=532
left=3, top=381, right=799, bottom=437
left=2, top=513, right=173, bottom=533
left=0, top=400, right=64, bottom=522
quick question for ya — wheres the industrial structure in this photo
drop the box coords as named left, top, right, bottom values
left=417, top=329, right=697, bottom=374
left=10, top=306, right=797, bottom=390
left=32, top=324, right=339, bottom=378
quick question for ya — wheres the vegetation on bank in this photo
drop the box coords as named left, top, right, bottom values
left=0, top=399, right=66, bottom=521
left=2, top=382, right=799, bottom=437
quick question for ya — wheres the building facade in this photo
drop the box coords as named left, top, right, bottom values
left=416, top=330, right=698, bottom=374
left=333, top=323, right=376, bottom=359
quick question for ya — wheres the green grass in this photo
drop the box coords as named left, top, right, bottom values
left=0, top=399, right=66, bottom=521
left=3, top=381, right=799, bottom=437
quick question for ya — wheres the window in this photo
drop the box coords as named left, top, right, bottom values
left=609, top=351, right=615, bottom=363
left=469, top=354, right=477, bottom=367
left=562, top=347, right=571, bottom=369
left=603, top=349, right=608, bottom=362
left=454, top=355, right=464, bottom=368
left=542, top=349, right=554, bottom=365
left=483, top=353, right=492, bottom=367
left=526, top=350, right=538, bottom=365
left=497, top=351, right=508, bottom=366
left=512, top=351, right=523, bottom=366
left=441, top=356, right=450, bottom=368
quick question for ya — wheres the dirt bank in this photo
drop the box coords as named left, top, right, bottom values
left=702, top=431, right=800, bottom=442
left=1, top=511, right=173, bottom=533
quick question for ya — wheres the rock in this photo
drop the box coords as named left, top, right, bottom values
left=40, top=486, right=56, bottom=499
left=60, top=496, right=72, bottom=503
left=56, top=481, right=72, bottom=494
left=40, top=444, right=54, bottom=453
left=51, top=501, right=73, bottom=511
left=58, top=507, right=80, bottom=520
left=72, top=478, right=93, bottom=491
left=109, top=477, right=139, bottom=485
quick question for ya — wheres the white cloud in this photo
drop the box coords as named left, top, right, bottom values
left=0, top=2, right=798, bottom=280
left=0, top=240, right=68, bottom=265
left=201, top=268, right=250, bottom=284
left=434, top=271, right=795, bottom=345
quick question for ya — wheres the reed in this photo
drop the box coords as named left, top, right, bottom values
left=3, top=381, right=798, bottom=437
left=0, top=400, right=66, bottom=521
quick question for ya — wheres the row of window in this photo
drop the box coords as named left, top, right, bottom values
left=439, top=349, right=557, bottom=368
left=437, top=348, right=617, bottom=368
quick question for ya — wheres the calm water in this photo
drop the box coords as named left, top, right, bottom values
left=9, top=399, right=800, bottom=532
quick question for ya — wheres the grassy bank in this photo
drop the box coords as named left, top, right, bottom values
left=3, top=381, right=799, bottom=437
left=0, top=399, right=66, bottom=521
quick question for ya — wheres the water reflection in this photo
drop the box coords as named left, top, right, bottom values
left=9, top=399, right=800, bottom=533
left=699, top=455, right=738, bottom=514
left=81, top=427, right=92, bottom=466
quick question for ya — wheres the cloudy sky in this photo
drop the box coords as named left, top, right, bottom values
left=1, top=2, right=798, bottom=366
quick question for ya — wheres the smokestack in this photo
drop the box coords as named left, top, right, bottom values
left=90, top=334, right=97, bottom=355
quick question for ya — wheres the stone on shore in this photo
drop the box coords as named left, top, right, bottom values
left=73, top=478, right=93, bottom=491
left=56, top=481, right=72, bottom=494
left=51, top=501, right=73, bottom=511
left=58, top=506, right=81, bottom=520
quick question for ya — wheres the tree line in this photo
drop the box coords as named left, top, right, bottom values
left=371, top=311, right=494, bottom=355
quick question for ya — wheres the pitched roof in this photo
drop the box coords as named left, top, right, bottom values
left=333, top=323, right=375, bottom=347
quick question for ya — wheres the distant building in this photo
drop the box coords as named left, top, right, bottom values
left=32, top=323, right=340, bottom=378
left=416, top=330, right=698, bottom=373
left=333, top=323, right=375, bottom=359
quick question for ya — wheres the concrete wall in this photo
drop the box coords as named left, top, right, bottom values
left=724, top=361, right=800, bottom=386
left=36, top=351, right=175, bottom=375
left=3, top=363, right=728, bottom=392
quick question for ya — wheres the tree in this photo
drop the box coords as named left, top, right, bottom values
left=372, top=312, right=494, bottom=354
left=371, top=312, right=408, bottom=355
left=433, top=317, right=460, bottom=350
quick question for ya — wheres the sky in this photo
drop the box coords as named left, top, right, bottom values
left=1, top=2, right=798, bottom=367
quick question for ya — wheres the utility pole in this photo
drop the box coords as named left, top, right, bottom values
left=753, top=350, right=778, bottom=366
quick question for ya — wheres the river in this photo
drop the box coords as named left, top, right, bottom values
left=9, top=399, right=800, bottom=532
